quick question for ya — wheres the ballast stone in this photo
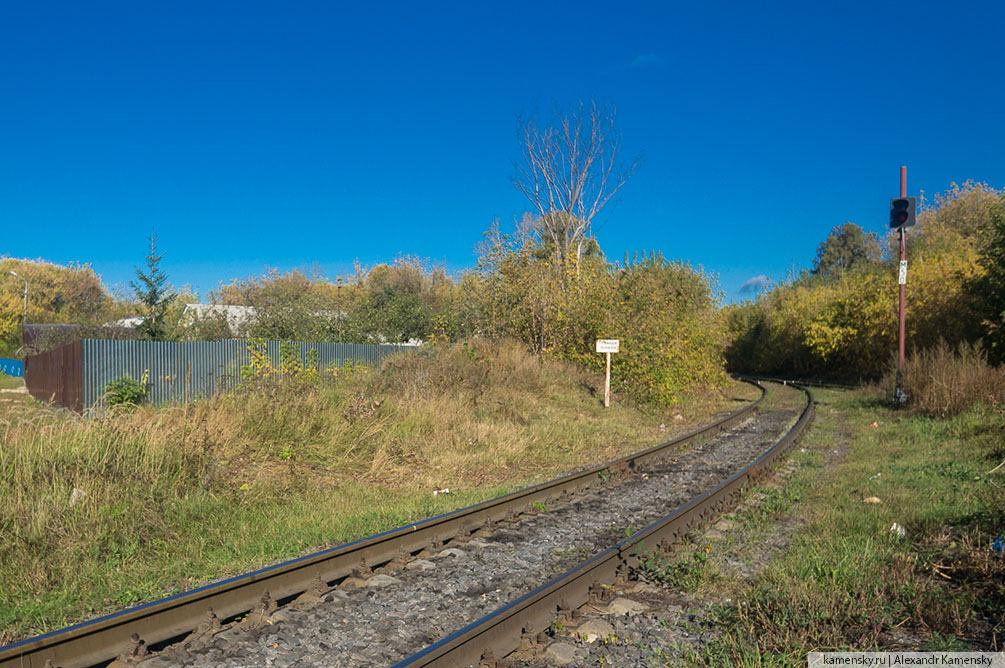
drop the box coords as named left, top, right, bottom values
left=405, top=559, right=437, bottom=571
left=575, top=618, right=615, bottom=643
left=366, top=574, right=402, bottom=587
left=545, top=641, right=580, bottom=664
left=604, top=596, right=649, bottom=615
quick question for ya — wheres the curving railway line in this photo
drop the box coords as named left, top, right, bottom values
left=0, top=379, right=812, bottom=668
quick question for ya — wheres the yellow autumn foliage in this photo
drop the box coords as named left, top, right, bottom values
left=726, top=182, right=999, bottom=379
left=0, top=258, right=130, bottom=356
left=468, top=225, right=726, bottom=405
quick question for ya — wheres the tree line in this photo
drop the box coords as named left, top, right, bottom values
left=1, top=102, right=727, bottom=406
left=725, top=181, right=1005, bottom=379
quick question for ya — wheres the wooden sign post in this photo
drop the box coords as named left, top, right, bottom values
left=596, top=339, right=620, bottom=407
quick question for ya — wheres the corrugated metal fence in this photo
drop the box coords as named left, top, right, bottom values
left=26, top=339, right=412, bottom=413
left=24, top=341, right=83, bottom=412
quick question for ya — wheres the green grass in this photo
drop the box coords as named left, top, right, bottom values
left=668, top=388, right=1005, bottom=666
left=0, top=372, right=23, bottom=390
left=0, top=340, right=756, bottom=645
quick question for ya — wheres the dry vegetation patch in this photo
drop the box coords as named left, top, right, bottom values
left=890, top=340, right=1005, bottom=417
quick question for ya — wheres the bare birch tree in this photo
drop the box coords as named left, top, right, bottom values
left=513, top=101, right=641, bottom=277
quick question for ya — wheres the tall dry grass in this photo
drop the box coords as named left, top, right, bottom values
left=0, top=340, right=603, bottom=571
left=879, top=340, right=1005, bottom=416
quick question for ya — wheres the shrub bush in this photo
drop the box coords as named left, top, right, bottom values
left=104, top=373, right=148, bottom=407
left=466, top=225, right=727, bottom=406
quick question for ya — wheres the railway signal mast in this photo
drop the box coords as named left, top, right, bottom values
left=890, top=166, right=916, bottom=404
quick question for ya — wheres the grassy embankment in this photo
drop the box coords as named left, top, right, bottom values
left=0, top=373, right=23, bottom=390
left=0, top=339, right=755, bottom=645
left=644, top=364, right=1004, bottom=665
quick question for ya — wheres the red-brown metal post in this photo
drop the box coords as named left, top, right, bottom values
left=895, top=166, right=908, bottom=403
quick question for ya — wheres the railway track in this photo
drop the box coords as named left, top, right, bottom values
left=1, top=379, right=812, bottom=668
left=392, top=381, right=813, bottom=668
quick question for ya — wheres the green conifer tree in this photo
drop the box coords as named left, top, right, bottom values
left=130, top=236, right=175, bottom=340
left=810, top=222, right=881, bottom=277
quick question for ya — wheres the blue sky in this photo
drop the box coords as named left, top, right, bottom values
left=2, top=1, right=1003, bottom=303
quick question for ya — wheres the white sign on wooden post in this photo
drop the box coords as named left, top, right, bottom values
left=596, top=339, right=620, bottom=407
left=596, top=339, right=620, bottom=353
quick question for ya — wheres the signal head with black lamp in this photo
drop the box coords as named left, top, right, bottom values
left=890, top=196, right=916, bottom=229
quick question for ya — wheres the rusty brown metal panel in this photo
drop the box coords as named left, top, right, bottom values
left=24, top=344, right=58, bottom=406
left=23, top=341, right=83, bottom=412
left=66, top=340, right=83, bottom=412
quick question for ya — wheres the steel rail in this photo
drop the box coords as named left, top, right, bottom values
left=0, top=382, right=765, bottom=668
left=390, top=382, right=814, bottom=668
left=735, top=373, right=857, bottom=390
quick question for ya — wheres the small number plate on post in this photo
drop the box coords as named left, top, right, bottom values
left=596, top=339, right=620, bottom=353
left=898, top=260, right=908, bottom=285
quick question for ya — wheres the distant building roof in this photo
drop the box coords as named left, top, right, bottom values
left=181, top=304, right=258, bottom=330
